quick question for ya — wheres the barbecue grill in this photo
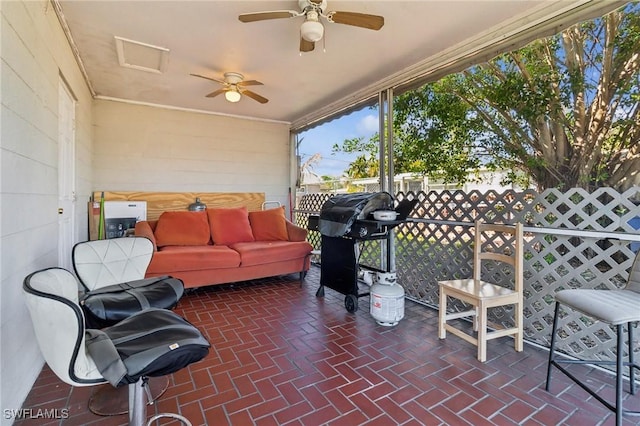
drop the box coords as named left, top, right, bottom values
left=310, top=192, right=416, bottom=313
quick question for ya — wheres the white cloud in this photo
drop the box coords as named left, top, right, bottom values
left=356, top=114, right=379, bottom=136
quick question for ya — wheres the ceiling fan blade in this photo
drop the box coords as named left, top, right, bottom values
left=328, top=11, right=384, bottom=30
left=300, top=37, right=315, bottom=53
left=238, top=80, right=263, bottom=87
left=240, top=89, right=269, bottom=104
left=238, top=10, right=299, bottom=23
left=191, top=73, right=226, bottom=85
left=205, top=88, right=228, bottom=98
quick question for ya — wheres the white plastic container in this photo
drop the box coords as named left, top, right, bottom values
left=370, top=281, right=405, bottom=326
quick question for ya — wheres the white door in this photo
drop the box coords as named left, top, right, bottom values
left=58, top=79, right=76, bottom=270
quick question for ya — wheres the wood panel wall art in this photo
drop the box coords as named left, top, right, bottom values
left=91, top=191, right=266, bottom=221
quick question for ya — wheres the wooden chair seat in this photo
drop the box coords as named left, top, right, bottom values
left=438, top=222, right=523, bottom=362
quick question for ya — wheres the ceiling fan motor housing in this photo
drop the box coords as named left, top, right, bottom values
left=224, top=72, right=244, bottom=84
left=301, top=12, right=324, bottom=42
left=299, top=0, right=327, bottom=13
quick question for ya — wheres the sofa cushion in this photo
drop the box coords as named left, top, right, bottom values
left=150, top=245, right=241, bottom=273
left=154, top=211, right=210, bottom=247
left=249, top=207, right=288, bottom=241
left=231, top=241, right=313, bottom=267
left=207, top=207, right=255, bottom=245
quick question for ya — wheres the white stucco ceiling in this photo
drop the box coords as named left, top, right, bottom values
left=56, top=1, right=623, bottom=126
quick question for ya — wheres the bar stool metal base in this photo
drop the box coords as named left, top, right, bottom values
left=128, top=377, right=192, bottom=426
left=89, top=376, right=169, bottom=416
left=546, top=302, right=640, bottom=426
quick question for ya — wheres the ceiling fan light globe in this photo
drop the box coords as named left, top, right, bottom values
left=301, top=20, right=324, bottom=42
left=225, top=90, right=241, bottom=103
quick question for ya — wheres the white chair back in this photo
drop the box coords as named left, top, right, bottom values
left=23, top=268, right=105, bottom=386
left=73, top=237, right=153, bottom=291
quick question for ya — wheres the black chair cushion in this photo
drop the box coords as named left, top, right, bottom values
left=80, top=276, right=184, bottom=328
left=86, top=308, right=210, bottom=387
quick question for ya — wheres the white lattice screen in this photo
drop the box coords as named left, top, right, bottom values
left=296, top=188, right=640, bottom=366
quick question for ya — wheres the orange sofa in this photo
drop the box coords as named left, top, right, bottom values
left=134, top=206, right=313, bottom=289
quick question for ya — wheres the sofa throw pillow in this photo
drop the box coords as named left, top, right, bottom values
left=249, top=206, right=289, bottom=241
left=207, top=207, right=255, bottom=245
left=154, top=211, right=210, bottom=247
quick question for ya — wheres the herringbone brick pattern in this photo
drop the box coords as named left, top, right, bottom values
left=15, top=266, right=640, bottom=425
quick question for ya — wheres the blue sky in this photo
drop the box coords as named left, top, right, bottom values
left=298, top=107, right=379, bottom=177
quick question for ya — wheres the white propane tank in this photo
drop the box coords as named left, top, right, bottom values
left=370, top=272, right=405, bottom=326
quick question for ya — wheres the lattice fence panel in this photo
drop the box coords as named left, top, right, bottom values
left=530, top=187, right=640, bottom=232
left=357, top=240, right=386, bottom=271
left=522, top=187, right=640, bottom=361
left=411, top=189, right=537, bottom=224
left=524, top=233, right=633, bottom=357
left=295, top=193, right=331, bottom=252
left=395, top=221, right=472, bottom=307
left=296, top=187, right=640, bottom=365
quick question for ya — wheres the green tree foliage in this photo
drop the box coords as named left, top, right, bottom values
left=335, top=4, right=640, bottom=190
left=392, top=80, right=484, bottom=184
left=333, top=136, right=380, bottom=179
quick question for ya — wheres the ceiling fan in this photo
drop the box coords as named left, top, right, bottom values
left=238, top=0, right=384, bottom=52
left=190, top=72, right=268, bottom=104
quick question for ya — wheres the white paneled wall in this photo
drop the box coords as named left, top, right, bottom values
left=93, top=100, right=292, bottom=207
left=1, top=1, right=93, bottom=423
left=1, top=2, right=291, bottom=421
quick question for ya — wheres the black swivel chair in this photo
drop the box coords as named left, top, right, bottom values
left=23, top=267, right=210, bottom=425
left=72, top=237, right=184, bottom=328
left=72, top=237, right=185, bottom=414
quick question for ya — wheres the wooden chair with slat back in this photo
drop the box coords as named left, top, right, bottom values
left=438, top=221, right=524, bottom=362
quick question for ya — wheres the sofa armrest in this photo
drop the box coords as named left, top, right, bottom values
left=286, top=220, right=308, bottom=242
left=135, top=221, right=158, bottom=251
